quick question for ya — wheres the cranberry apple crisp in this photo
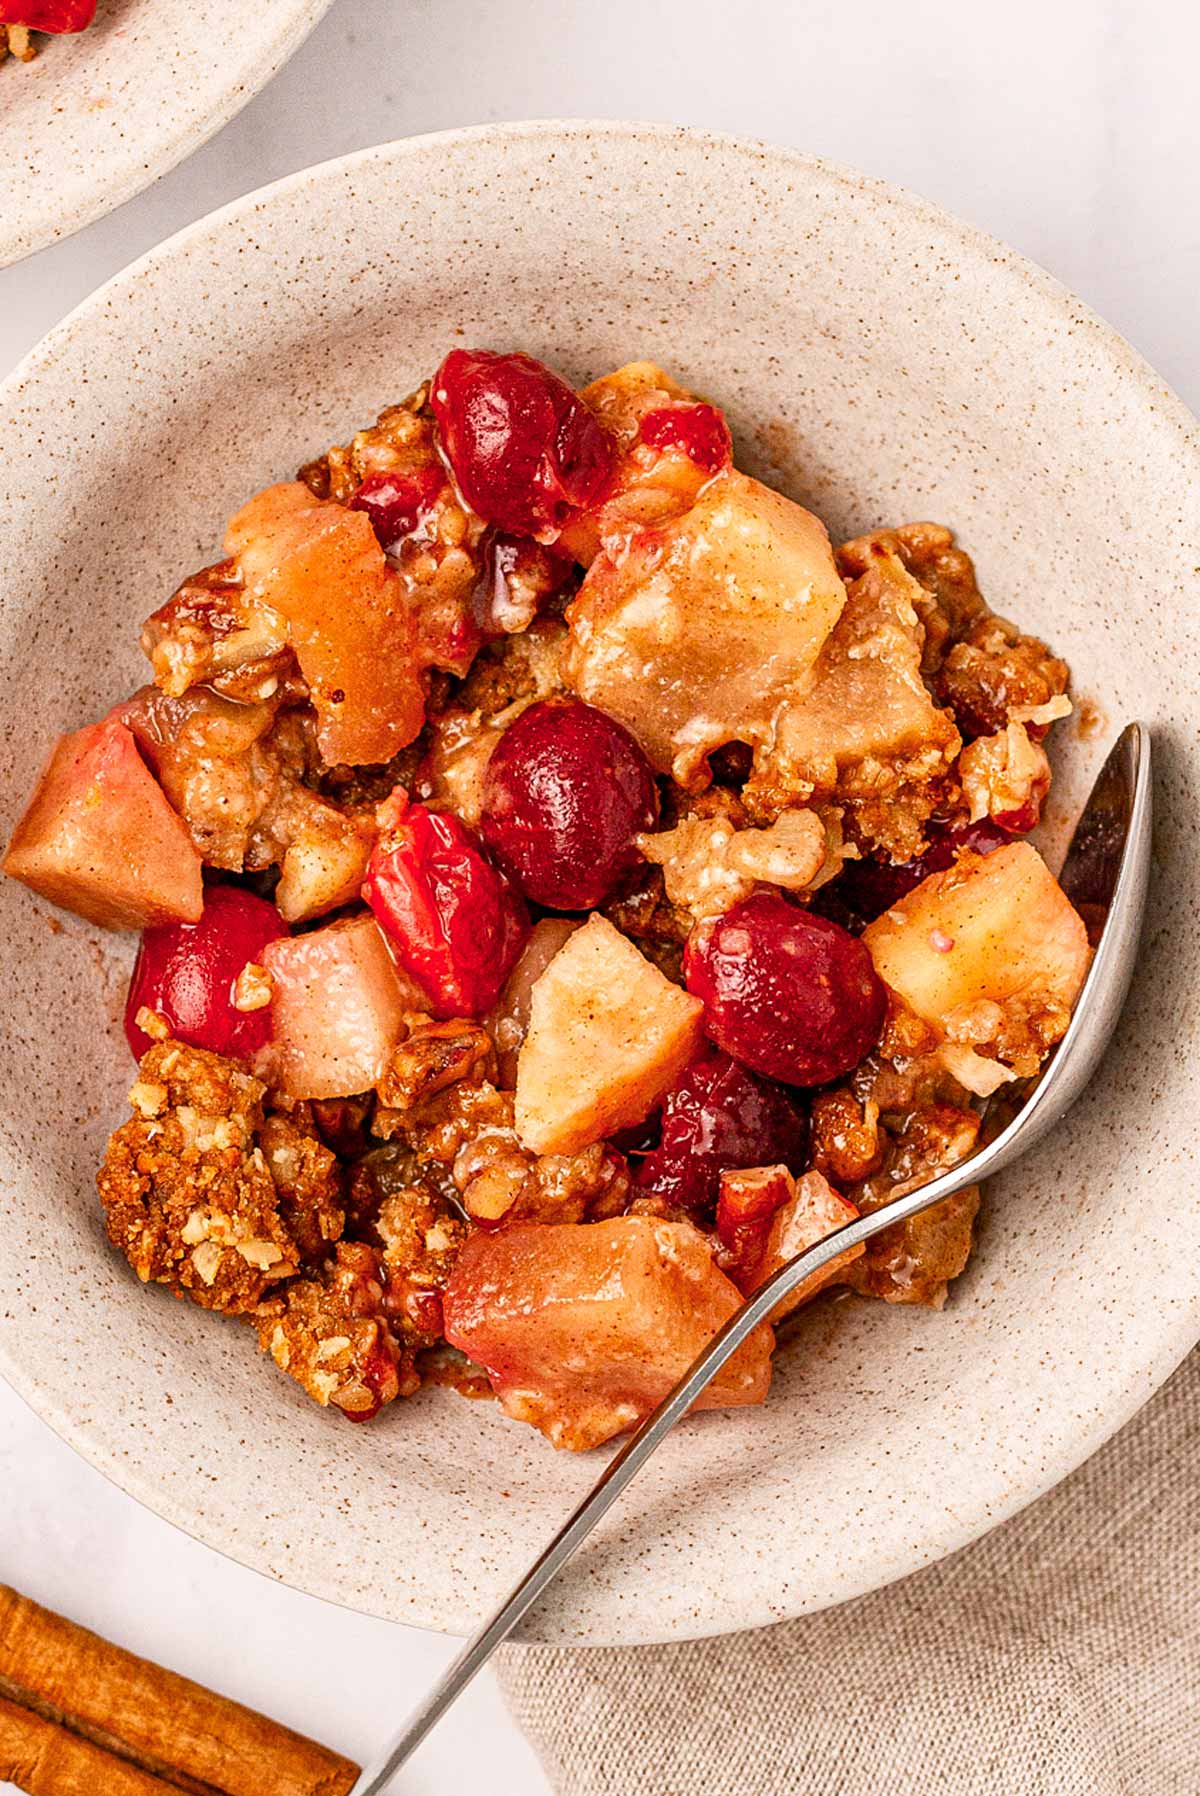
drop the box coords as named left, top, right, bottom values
left=0, top=1, right=95, bottom=62
left=3, top=350, right=1091, bottom=1451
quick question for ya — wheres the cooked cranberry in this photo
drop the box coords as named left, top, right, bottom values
left=824, top=817, right=1010, bottom=929
left=430, top=349, right=615, bottom=538
left=0, top=0, right=95, bottom=28
left=685, top=893, right=886, bottom=1086
left=610, top=1112, right=663, bottom=1157
left=638, top=403, right=732, bottom=476
left=471, top=531, right=575, bottom=638
left=480, top=699, right=659, bottom=910
left=124, top=884, right=286, bottom=1061
left=363, top=792, right=529, bottom=1018
left=635, top=1050, right=808, bottom=1219
left=349, top=467, right=445, bottom=554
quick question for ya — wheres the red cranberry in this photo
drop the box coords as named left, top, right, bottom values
left=638, top=403, right=732, bottom=476
left=480, top=699, right=659, bottom=910
left=822, top=817, right=1010, bottom=930
left=636, top=1051, right=808, bottom=1219
left=471, top=531, right=575, bottom=638
left=685, top=893, right=886, bottom=1086
left=349, top=467, right=445, bottom=554
left=1, top=0, right=95, bottom=28
left=124, top=884, right=286, bottom=1062
left=430, top=349, right=615, bottom=538
left=363, top=793, right=529, bottom=1018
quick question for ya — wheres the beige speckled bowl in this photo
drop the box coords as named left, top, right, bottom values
left=1, top=123, right=1197, bottom=1644
left=0, top=0, right=333, bottom=267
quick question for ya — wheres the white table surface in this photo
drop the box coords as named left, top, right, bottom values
left=2, top=2, right=1197, bottom=1791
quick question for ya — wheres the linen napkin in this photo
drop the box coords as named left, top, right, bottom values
left=497, top=1350, right=1198, bottom=1795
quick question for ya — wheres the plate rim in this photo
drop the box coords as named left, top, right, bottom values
left=1, top=119, right=1198, bottom=1643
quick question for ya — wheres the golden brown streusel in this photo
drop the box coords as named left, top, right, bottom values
left=255, top=1241, right=411, bottom=1418
left=97, top=1042, right=316, bottom=1313
left=256, top=1110, right=344, bottom=1266
left=376, top=1183, right=470, bottom=1347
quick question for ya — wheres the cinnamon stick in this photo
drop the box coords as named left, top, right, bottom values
left=0, top=1586, right=359, bottom=1796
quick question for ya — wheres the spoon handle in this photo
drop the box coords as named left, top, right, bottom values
left=350, top=1151, right=984, bottom=1795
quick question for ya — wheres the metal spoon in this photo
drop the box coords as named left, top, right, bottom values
left=352, top=721, right=1151, bottom=1794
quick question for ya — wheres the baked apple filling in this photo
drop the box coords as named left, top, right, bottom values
left=3, top=350, right=1090, bottom=1449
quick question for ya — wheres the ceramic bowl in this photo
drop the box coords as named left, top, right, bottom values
left=0, top=0, right=333, bottom=267
left=0, top=123, right=1197, bottom=1645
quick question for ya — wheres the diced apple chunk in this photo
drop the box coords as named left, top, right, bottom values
left=2, top=719, right=203, bottom=930
left=442, top=1216, right=774, bottom=1450
left=746, top=546, right=960, bottom=858
left=260, top=913, right=422, bottom=1098
left=226, top=482, right=425, bottom=767
left=863, top=842, right=1090, bottom=1067
left=725, top=1168, right=863, bottom=1322
left=514, top=914, right=703, bottom=1155
left=565, top=470, right=846, bottom=785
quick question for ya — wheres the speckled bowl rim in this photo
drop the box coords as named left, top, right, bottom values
left=1, top=121, right=1198, bottom=1643
left=0, top=0, right=334, bottom=268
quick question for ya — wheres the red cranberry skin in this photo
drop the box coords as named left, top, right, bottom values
left=638, top=403, right=732, bottom=477
left=480, top=699, right=659, bottom=910
left=124, top=885, right=286, bottom=1062
left=349, top=467, right=445, bottom=554
left=430, top=350, right=615, bottom=538
left=363, top=795, right=530, bottom=1018
left=0, top=1, right=96, bottom=28
left=635, top=1050, right=808, bottom=1219
left=685, top=893, right=886, bottom=1087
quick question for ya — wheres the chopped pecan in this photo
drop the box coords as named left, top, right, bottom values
left=377, top=1019, right=497, bottom=1115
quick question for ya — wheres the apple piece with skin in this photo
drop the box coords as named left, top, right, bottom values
left=514, top=913, right=704, bottom=1156
left=564, top=469, right=846, bottom=787
left=862, top=842, right=1091, bottom=1067
left=721, top=1167, right=863, bottom=1322
left=225, top=482, right=426, bottom=767
left=2, top=718, right=203, bottom=930
left=442, top=1215, right=774, bottom=1451
left=259, top=913, right=423, bottom=1099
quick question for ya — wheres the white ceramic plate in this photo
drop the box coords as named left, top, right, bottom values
left=0, top=123, right=1197, bottom=1644
left=0, top=0, right=333, bottom=267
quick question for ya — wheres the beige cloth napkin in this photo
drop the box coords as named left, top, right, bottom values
left=497, top=1350, right=1198, bottom=1795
